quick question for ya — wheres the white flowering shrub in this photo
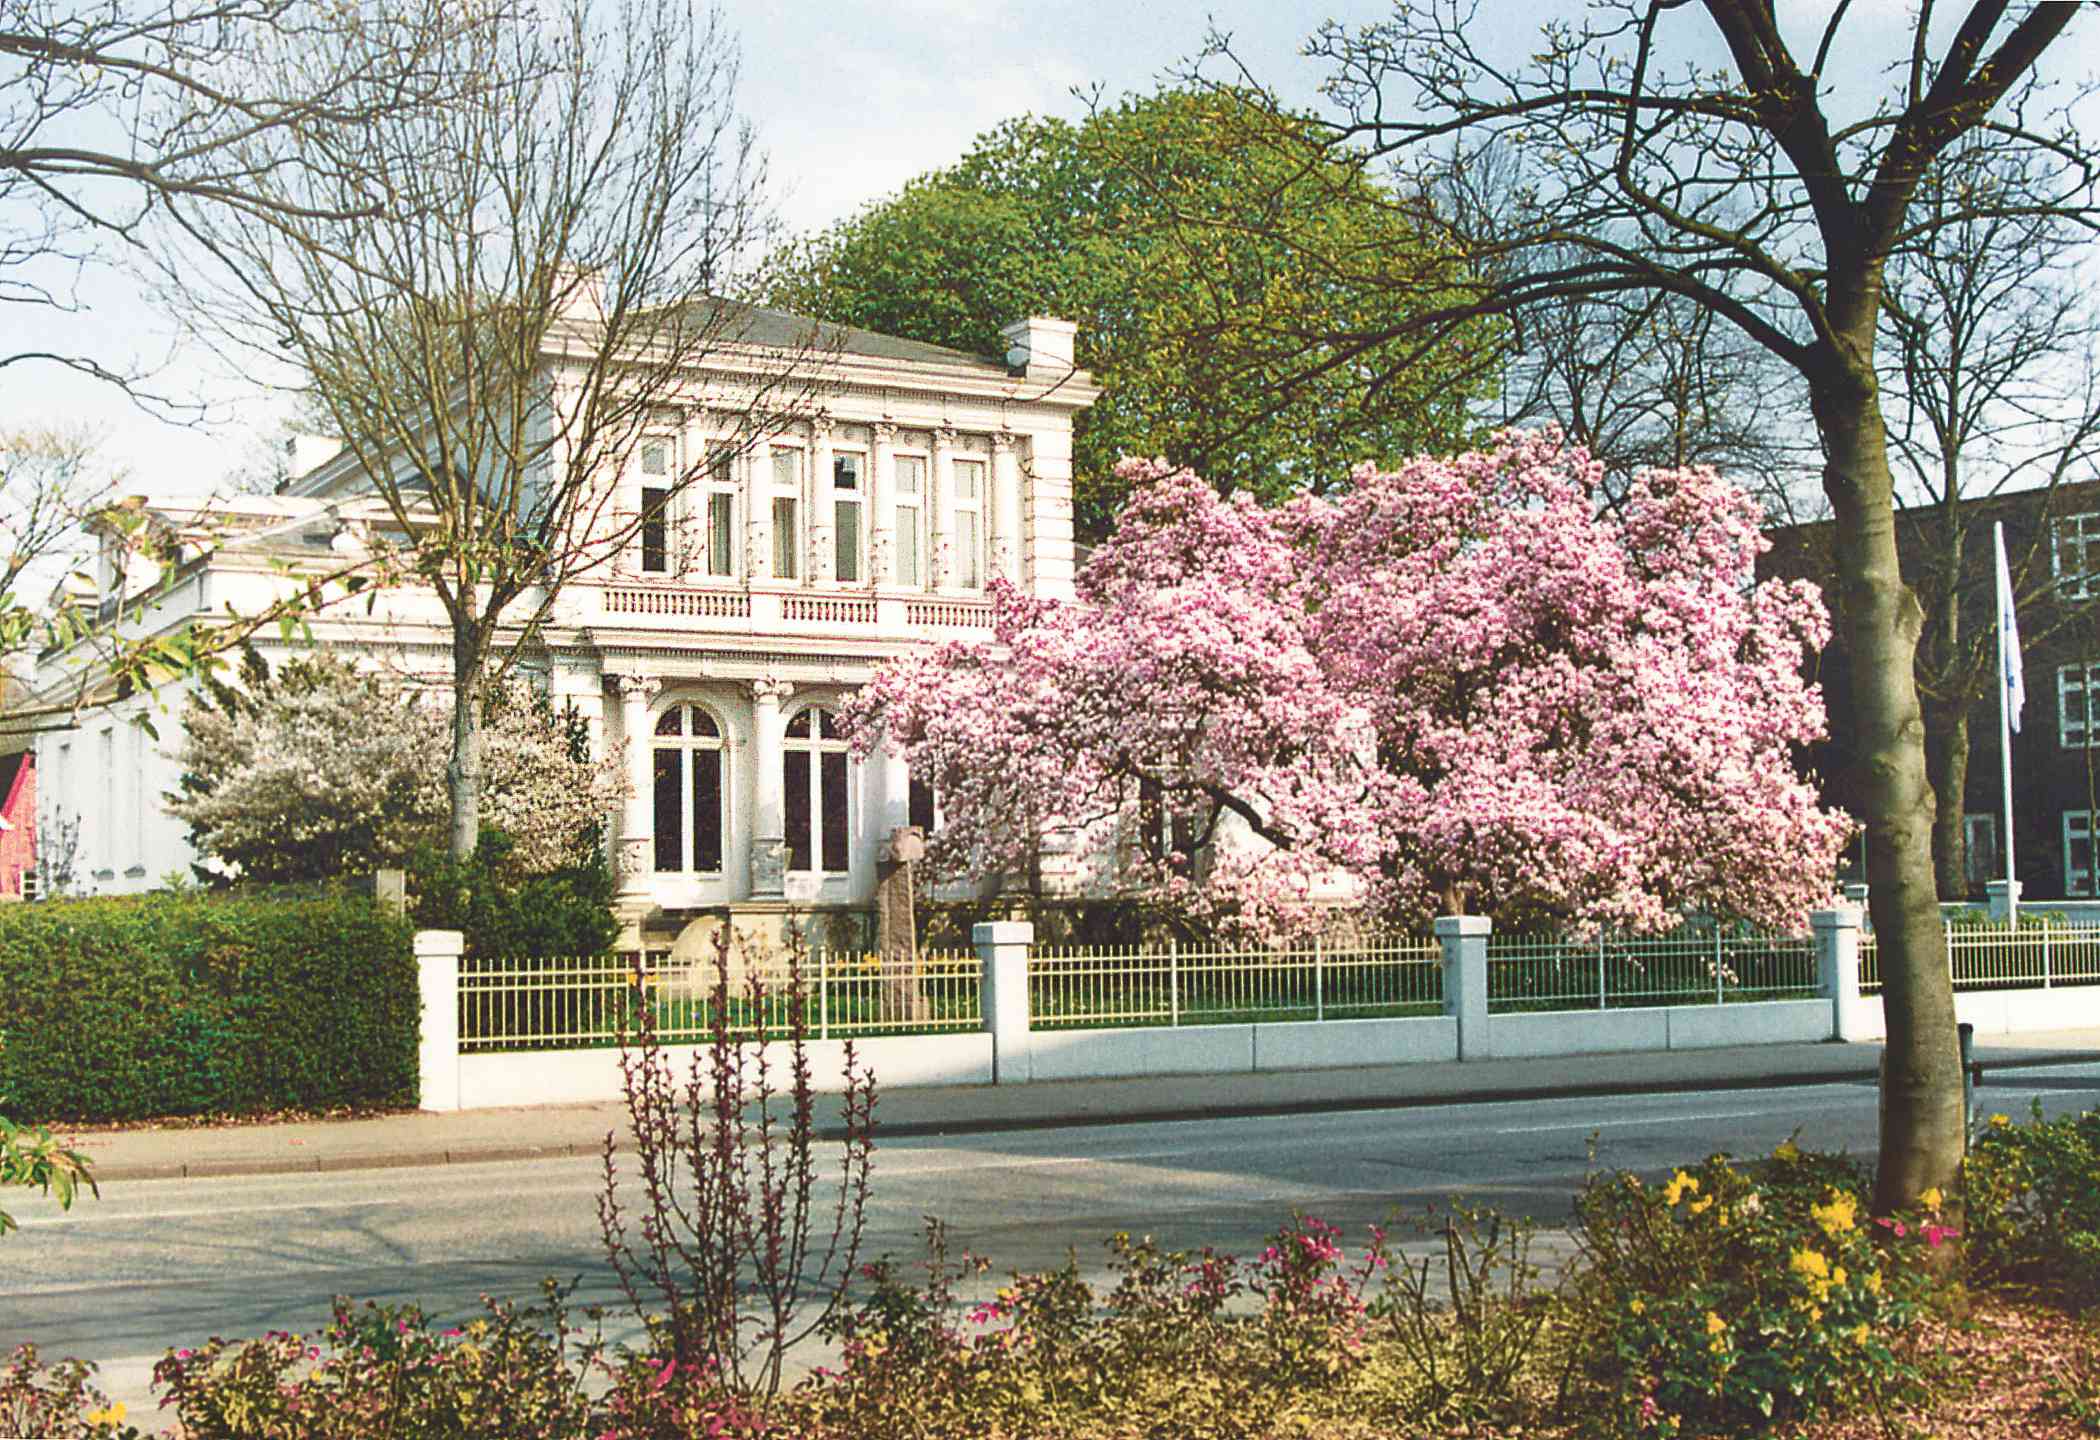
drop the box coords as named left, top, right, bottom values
left=171, top=651, right=625, bottom=883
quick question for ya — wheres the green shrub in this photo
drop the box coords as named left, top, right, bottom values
left=1561, top=1146, right=1941, bottom=1434
left=0, top=892, right=417, bottom=1123
left=408, top=827, right=617, bottom=960
left=1967, top=1102, right=2100, bottom=1305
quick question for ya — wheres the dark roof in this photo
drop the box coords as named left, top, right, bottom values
left=697, top=299, right=1012, bottom=375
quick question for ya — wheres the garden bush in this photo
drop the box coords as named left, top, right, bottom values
left=408, top=826, right=618, bottom=960
left=1561, top=1143, right=1946, bottom=1434
left=0, top=891, right=417, bottom=1123
left=1967, top=1102, right=2100, bottom=1306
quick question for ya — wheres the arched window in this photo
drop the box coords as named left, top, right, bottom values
left=784, top=706, right=850, bottom=874
left=654, top=704, right=724, bottom=874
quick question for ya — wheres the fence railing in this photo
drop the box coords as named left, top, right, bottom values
left=459, top=949, right=982, bottom=1052
left=1859, top=921, right=2100, bottom=997
left=1027, top=939, right=1444, bottom=1031
left=1485, top=929, right=1819, bottom=1014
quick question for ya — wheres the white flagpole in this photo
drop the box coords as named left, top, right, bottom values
left=1995, top=522, right=2022, bottom=926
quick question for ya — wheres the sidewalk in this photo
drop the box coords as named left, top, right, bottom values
left=61, top=1028, right=2100, bottom=1182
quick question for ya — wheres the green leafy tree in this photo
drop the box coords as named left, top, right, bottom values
left=761, top=88, right=1492, bottom=534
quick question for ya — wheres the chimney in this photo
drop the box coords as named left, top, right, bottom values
left=285, top=433, right=344, bottom=482
left=999, top=316, right=1077, bottom=374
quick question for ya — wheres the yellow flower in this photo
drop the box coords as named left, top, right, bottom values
left=1863, top=1270, right=1883, bottom=1296
left=1848, top=1323, right=1871, bottom=1347
left=1662, top=1170, right=1701, bottom=1206
left=1790, top=1248, right=1830, bottom=1281
left=1832, top=1265, right=1849, bottom=1288
left=1629, top=1297, right=1647, bottom=1315
left=1811, top=1191, right=1859, bottom=1238
left=1989, top=1113, right=2011, bottom=1128
left=84, top=1402, right=127, bottom=1428
left=1689, top=1194, right=1715, bottom=1217
left=1773, top=1138, right=1802, bottom=1162
left=1705, top=1311, right=1727, bottom=1336
left=1919, top=1187, right=1943, bottom=1214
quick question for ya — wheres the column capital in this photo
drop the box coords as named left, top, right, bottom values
left=872, top=420, right=899, bottom=444
left=991, top=430, right=1018, bottom=454
left=932, top=423, right=958, bottom=449
left=611, top=674, right=662, bottom=705
left=809, top=412, right=835, bottom=442
left=750, top=675, right=795, bottom=704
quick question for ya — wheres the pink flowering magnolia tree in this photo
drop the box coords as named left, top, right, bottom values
left=846, top=431, right=1852, bottom=937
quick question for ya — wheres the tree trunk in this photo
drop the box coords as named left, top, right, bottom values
left=1811, top=376, right=1965, bottom=1215
left=448, top=623, right=487, bottom=862
left=1925, top=707, right=1972, bottom=900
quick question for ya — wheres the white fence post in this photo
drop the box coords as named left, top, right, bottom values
left=1314, top=936, right=1325, bottom=1022
left=1813, top=907, right=1868, bottom=1042
left=1437, top=915, right=1492, bottom=1060
left=415, top=929, right=464, bottom=1113
left=976, top=921, right=1034, bottom=1085
left=1169, top=939, right=1180, bottom=1027
left=1987, top=879, right=2021, bottom=927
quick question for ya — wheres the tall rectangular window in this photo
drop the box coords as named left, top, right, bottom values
left=783, top=749, right=812, bottom=872
left=952, top=458, right=984, bottom=589
left=641, top=485, right=670, bottom=574
left=2068, top=811, right=2096, bottom=897
left=707, top=493, right=734, bottom=577
left=894, top=455, right=925, bottom=587
left=2061, top=662, right=2097, bottom=749
left=772, top=497, right=799, bottom=579
left=2056, top=512, right=2100, bottom=600
left=1962, top=814, right=1999, bottom=892
left=833, top=452, right=864, bottom=583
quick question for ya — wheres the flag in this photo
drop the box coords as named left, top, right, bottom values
left=1995, top=521, right=2026, bottom=734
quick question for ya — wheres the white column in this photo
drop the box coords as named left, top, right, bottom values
left=1436, top=914, right=1491, bottom=1060
left=613, top=674, right=660, bottom=903
left=929, top=424, right=954, bottom=590
left=749, top=676, right=792, bottom=897
left=415, top=928, right=463, bottom=1113
left=809, top=417, right=835, bottom=584
left=975, top=920, right=1035, bottom=1084
left=1814, top=905, right=1870, bottom=1041
left=870, top=421, right=898, bottom=586
left=991, top=431, right=1023, bottom=585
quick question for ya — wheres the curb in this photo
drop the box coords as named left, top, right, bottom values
left=78, top=1048, right=2097, bottom=1182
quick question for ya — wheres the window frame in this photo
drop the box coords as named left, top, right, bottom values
left=2066, top=810, right=2096, bottom=898
left=2054, top=511, right=2100, bottom=601
left=1962, top=813, right=2000, bottom=892
left=783, top=704, right=852, bottom=875
left=651, top=702, right=727, bottom=876
left=951, top=455, right=986, bottom=590
left=636, top=433, right=680, bottom=576
left=770, top=444, right=803, bottom=581
left=893, top=451, right=928, bottom=588
left=832, top=449, right=866, bottom=584
left=2061, top=662, right=2097, bottom=750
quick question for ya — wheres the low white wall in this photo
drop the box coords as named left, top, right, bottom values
left=1846, top=983, right=2100, bottom=1043
left=1020, top=1025, right=1254, bottom=1084
left=1250, top=1017, right=1458, bottom=1071
left=1489, top=1007, right=1669, bottom=1058
left=1664, top=1000, right=1832, bottom=1049
left=453, top=1031, right=994, bottom=1110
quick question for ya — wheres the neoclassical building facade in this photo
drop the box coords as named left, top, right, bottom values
left=30, top=310, right=1097, bottom=944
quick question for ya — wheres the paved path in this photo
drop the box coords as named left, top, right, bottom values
left=51, top=1026, right=2100, bottom=1181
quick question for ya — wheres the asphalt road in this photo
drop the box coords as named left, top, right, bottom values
left=9, top=1062, right=2100, bottom=1419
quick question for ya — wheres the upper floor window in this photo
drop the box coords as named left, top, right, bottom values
left=2056, top=512, right=2100, bottom=600
left=1962, top=814, right=1999, bottom=893
left=701, top=449, right=736, bottom=579
left=638, top=435, right=676, bottom=575
left=952, top=457, right=985, bottom=589
left=833, top=451, right=864, bottom=584
left=894, top=454, right=927, bottom=588
left=784, top=706, right=850, bottom=874
left=2067, top=810, right=2096, bottom=898
left=653, top=703, right=725, bottom=874
left=771, top=445, right=802, bottom=581
left=2062, top=662, right=2097, bottom=749
left=908, top=773, right=937, bottom=834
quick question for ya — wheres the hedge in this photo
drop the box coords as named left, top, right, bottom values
left=0, top=892, right=418, bottom=1123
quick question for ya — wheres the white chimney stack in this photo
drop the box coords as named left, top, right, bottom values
left=1000, top=316, right=1077, bottom=374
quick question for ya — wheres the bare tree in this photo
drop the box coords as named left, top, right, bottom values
left=1879, top=136, right=2100, bottom=897
left=164, top=0, right=822, bottom=860
left=1151, top=2, right=2096, bottom=1212
left=0, top=427, right=120, bottom=650
left=0, top=0, right=480, bottom=397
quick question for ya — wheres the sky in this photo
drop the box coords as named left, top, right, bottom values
left=3, top=1, right=2097, bottom=499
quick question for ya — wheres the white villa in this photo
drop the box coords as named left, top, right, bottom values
left=29, top=306, right=1098, bottom=947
